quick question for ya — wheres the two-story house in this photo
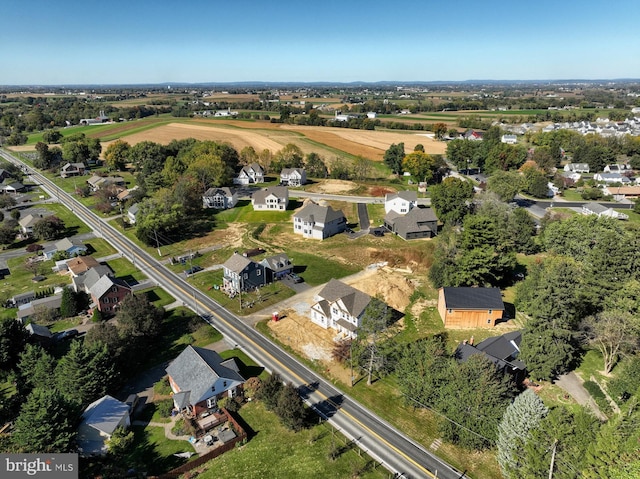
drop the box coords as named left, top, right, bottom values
left=252, top=186, right=288, bottom=211
left=384, top=191, right=418, bottom=215
left=202, top=187, right=237, bottom=209
left=310, top=279, right=373, bottom=339
left=280, top=168, right=307, bottom=187
left=166, top=345, right=245, bottom=417
left=293, top=201, right=346, bottom=240
left=234, top=163, right=264, bottom=185
left=61, top=162, right=87, bottom=178
left=384, top=206, right=438, bottom=240
left=260, top=253, right=293, bottom=280
left=88, top=275, right=132, bottom=315
left=222, top=253, right=267, bottom=294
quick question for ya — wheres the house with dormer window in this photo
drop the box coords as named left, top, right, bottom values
left=252, top=186, right=288, bottom=211
left=234, top=163, right=264, bottom=185
left=222, top=253, right=267, bottom=294
left=202, top=187, right=237, bottom=209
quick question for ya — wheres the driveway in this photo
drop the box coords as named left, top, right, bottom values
left=555, top=372, right=607, bottom=421
left=357, top=203, right=370, bottom=231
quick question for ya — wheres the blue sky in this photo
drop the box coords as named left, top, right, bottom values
left=2, top=0, right=639, bottom=85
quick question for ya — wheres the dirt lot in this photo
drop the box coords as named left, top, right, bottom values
left=265, top=267, right=415, bottom=386
left=305, top=179, right=357, bottom=194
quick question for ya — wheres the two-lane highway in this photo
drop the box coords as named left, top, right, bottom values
left=1, top=149, right=467, bottom=479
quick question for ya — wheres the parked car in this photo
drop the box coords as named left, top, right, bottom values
left=289, top=273, right=303, bottom=283
left=57, top=329, right=79, bottom=341
left=185, top=265, right=203, bottom=275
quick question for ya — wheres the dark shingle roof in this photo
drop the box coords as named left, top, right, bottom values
left=317, top=279, right=371, bottom=318
left=441, top=287, right=504, bottom=310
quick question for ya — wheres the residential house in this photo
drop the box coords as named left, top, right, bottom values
left=501, top=134, right=518, bottom=144
left=384, top=191, right=417, bottom=215
left=77, top=395, right=131, bottom=456
left=582, top=202, right=628, bottom=220
left=384, top=206, right=438, bottom=240
left=87, top=175, right=125, bottom=192
left=604, top=164, right=630, bottom=173
left=202, top=187, right=237, bottom=209
left=260, top=253, right=293, bottom=280
left=564, top=163, right=590, bottom=173
left=464, top=130, right=484, bottom=141
left=127, top=203, right=139, bottom=224
left=18, top=213, right=50, bottom=236
left=233, top=163, right=264, bottom=185
left=280, top=168, right=307, bottom=186
left=603, top=185, right=640, bottom=201
left=252, top=186, right=289, bottom=211
left=593, top=173, right=630, bottom=184
left=11, top=291, right=36, bottom=307
left=72, top=264, right=114, bottom=294
left=17, top=294, right=63, bottom=323
left=0, top=181, right=26, bottom=194
left=0, top=169, right=14, bottom=182
left=116, top=186, right=138, bottom=203
left=166, top=345, right=245, bottom=417
left=60, top=162, right=87, bottom=178
left=455, top=331, right=525, bottom=380
left=310, top=278, right=372, bottom=339
left=222, top=253, right=267, bottom=294
left=293, top=201, right=347, bottom=240
left=66, top=256, right=100, bottom=277
left=88, top=275, right=132, bottom=314
left=43, top=238, right=88, bottom=260
left=214, top=108, right=238, bottom=117
left=561, top=171, right=582, bottom=185
left=437, top=287, right=505, bottom=328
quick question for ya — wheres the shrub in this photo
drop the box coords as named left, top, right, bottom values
left=583, top=380, right=612, bottom=415
left=154, top=376, right=173, bottom=396
left=156, top=399, right=175, bottom=418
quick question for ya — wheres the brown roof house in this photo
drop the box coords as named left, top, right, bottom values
left=437, top=287, right=505, bottom=328
left=310, top=279, right=372, bottom=339
left=166, top=345, right=245, bottom=417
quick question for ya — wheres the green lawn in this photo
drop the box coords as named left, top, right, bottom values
left=139, top=287, right=175, bottom=308
left=84, top=237, right=118, bottom=258
left=559, top=189, right=583, bottom=201
left=104, top=257, right=147, bottom=282
left=196, top=401, right=388, bottom=479
left=125, top=425, right=196, bottom=476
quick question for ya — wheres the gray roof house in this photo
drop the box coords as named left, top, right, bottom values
left=260, top=253, right=293, bottom=280
left=384, top=206, right=438, bottom=240
left=222, top=253, right=267, bottom=294
left=0, top=181, right=26, bottom=194
left=202, top=187, right=237, bottom=209
left=310, top=279, right=372, bottom=339
left=581, top=202, right=628, bottom=220
left=437, top=287, right=505, bottom=328
left=19, top=213, right=51, bottom=236
left=72, top=265, right=114, bottom=293
left=61, top=162, right=87, bottom=178
left=293, top=201, right=347, bottom=240
left=43, top=238, right=88, bottom=260
left=233, top=163, right=264, bottom=185
left=455, top=331, right=526, bottom=379
left=127, top=203, right=140, bottom=224
left=252, top=186, right=289, bottom=211
left=280, top=168, right=307, bottom=187
left=17, top=294, right=63, bottom=323
left=384, top=191, right=418, bottom=215
left=166, top=345, right=245, bottom=416
left=77, top=395, right=131, bottom=456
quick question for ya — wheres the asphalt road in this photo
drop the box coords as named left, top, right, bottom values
left=1, top=149, right=465, bottom=479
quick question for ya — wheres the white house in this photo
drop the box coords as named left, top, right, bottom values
left=77, top=395, right=131, bottom=456
left=501, top=134, right=518, bottom=144
left=384, top=191, right=417, bottom=215
left=234, top=163, right=264, bottom=185
left=127, top=203, right=140, bottom=224
left=564, top=163, right=590, bottom=173
left=310, top=279, right=373, bottom=339
left=604, top=164, right=629, bottom=173
left=582, top=202, right=628, bottom=220
left=293, top=201, right=347, bottom=240
left=593, top=173, right=630, bottom=184
left=280, top=168, right=307, bottom=186
left=366, top=112, right=377, bottom=119
left=252, top=186, right=289, bottom=211
left=202, top=187, right=237, bottom=209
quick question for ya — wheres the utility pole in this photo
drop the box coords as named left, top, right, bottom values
left=548, top=439, right=558, bottom=479
left=154, top=229, right=161, bottom=256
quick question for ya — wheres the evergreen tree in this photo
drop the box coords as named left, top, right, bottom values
left=497, top=389, right=549, bottom=479
left=16, top=344, right=55, bottom=396
left=116, top=293, right=163, bottom=340
left=274, top=383, right=306, bottom=431
left=59, top=287, right=78, bottom=318
left=258, top=372, right=283, bottom=411
left=0, top=317, right=29, bottom=372
left=12, top=388, right=77, bottom=453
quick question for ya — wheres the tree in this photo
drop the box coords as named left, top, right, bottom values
left=354, top=298, right=394, bottom=385
left=439, top=355, right=517, bottom=449
left=352, top=156, right=371, bottom=181
left=0, top=223, right=17, bottom=246
left=185, top=154, right=230, bottom=193
left=103, top=139, right=130, bottom=171
left=107, top=426, right=135, bottom=457
left=32, top=215, right=65, bottom=240
left=383, top=143, right=405, bottom=175
left=430, top=177, right=474, bottom=225
left=16, top=344, right=55, bottom=396
left=0, top=194, right=16, bottom=209
left=487, top=170, right=523, bottom=202
left=116, top=293, right=163, bottom=340
left=272, top=143, right=304, bottom=172
left=402, top=151, right=436, bottom=183
left=10, top=208, right=21, bottom=221
left=12, top=387, right=78, bottom=453
left=34, top=142, right=51, bottom=170
left=304, top=152, right=328, bottom=178
left=521, top=164, right=550, bottom=198
left=55, top=340, right=118, bottom=406
left=274, top=383, right=306, bottom=431
left=257, top=372, right=283, bottom=411
left=484, top=143, right=527, bottom=173
left=42, top=129, right=62, bottom=144
left=497, top=389, right=549, bottom=479
left=0, top=317, right=29, bottom=372
left=582, top=310, right=640, bottom=374
left=59, top=287, right=78, bottom=318
left=532, top=145, right=556, bottom=173
left=239, top=146, right=258, bottom=165
left=433, top=122, right=447, bottom=140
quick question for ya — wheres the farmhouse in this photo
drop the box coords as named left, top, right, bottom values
left=202, top=187, right=237, bottom=209
left=222, top=253, right=267, bottom=294
left=166, top=345, right=245, bottom=417
left=293, top=201, right=346, bottom=240
left=252, top=186, right=289, bottom=211
left=310, top=279, right=372, bottom=339
left=437, top=287, right=505, bottom=328
left=88, top=275, right=132, bottom=315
